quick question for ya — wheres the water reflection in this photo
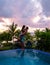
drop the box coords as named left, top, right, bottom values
left=16, top=49, right=25, bottom=57
left=16, top=49, right=39, bottom=59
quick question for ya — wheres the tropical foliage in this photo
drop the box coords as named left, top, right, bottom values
left=35, top=28, right=50, bottom=52
left=8, top=22, right=17, bottom=39
left=0, top=22, right=33, bottom=50
left=0, top=22, right=50, bottom=52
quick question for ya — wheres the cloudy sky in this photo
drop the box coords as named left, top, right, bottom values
left=0, top=0, right=50, bottom=32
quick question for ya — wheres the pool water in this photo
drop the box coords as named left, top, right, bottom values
left=0, top=49, right=50, bottom=65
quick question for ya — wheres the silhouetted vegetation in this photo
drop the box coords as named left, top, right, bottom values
left=0, top=22, right=50, bottom=52
left=0, top=23, right=34, bottom=50
left=35, top=28, right=50, bottom=52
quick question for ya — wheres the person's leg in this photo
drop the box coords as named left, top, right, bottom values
left=21, top=43, right=24, bottom=49
left=19, top=42, right=24, bottom=50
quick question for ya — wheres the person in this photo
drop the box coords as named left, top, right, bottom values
left=20, top=26, right=29, bottom=36
left=25, top=27, right=29, bottom=34
left=19, top=25, right=26, bottom=49
left=20, top=25, right=25, bottom=36
left=17, top=25, right=25, bottom=49
left=17, top=25, right=29, bottom=49
left=17, top=25, right=25, bottom=42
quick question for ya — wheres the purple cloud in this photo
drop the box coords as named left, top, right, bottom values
left=0, top=0, right=50, bottom=30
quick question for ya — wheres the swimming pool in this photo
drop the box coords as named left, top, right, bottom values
left=0, top=49, right=50, bottom=65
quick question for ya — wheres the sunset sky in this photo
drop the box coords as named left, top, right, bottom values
left=0, top=0, right=50, bottom=32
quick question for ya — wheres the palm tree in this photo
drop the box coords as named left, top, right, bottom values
left=15, top=29, right=21, bottom=37
left=8, top=22, right=17, bottom=40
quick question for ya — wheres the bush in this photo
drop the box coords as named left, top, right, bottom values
left=0, top=46, right=13, bottom=51
left=3, top=43, right=13, bottom=47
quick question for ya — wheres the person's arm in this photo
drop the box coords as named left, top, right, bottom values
left=22, top=30, right=27, bottom=35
